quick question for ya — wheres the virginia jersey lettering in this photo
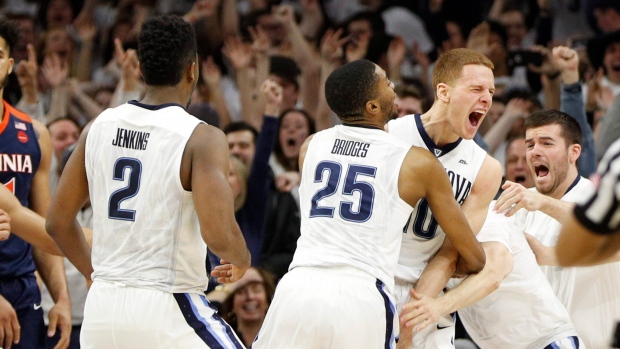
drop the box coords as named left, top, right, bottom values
left=85, top=101, right=209, bottom=294
left=291, top=125, right=413, bottom=293
left=0, top=100, right=41, bottom=278
left=387, top=114, right=487, bottom=284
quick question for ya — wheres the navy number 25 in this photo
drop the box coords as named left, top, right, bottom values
left=108, top=157, right=142, bottom=221
left=309, top=161, right=376, bottom=223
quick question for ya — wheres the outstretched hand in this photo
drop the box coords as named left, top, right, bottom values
left=211, top=259, right=248, bottom=284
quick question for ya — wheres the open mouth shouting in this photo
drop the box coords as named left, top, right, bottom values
left=534, top=164, right=549, bottom=179
left=469, top=110, right=486, bottom=128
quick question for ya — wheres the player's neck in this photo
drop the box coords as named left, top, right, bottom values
left=140, top=86, right=190, bottom=108
left=420, top=106, right=460, bottom=147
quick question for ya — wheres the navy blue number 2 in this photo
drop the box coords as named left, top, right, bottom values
left=310, top=161, right=376, bottom=223
left=108, top=157, right=142, bottom=221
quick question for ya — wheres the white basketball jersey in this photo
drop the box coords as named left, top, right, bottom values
left=515, top=177, right=620, bottom=349
left=85, top=101, right=208, bottom=294
left=387, top=114, right=487, bottom=284
left=457, top=205, right=577, bottom=349
left=291, top=125, right=413, bottom=293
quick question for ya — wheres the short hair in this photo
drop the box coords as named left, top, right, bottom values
left=223, top=122, right=259, bottom=144
left=325, top=59, right=378, bottom=122
left=138, top=15, right=197, bottom=86
left=270, top=56, right=300, bottom=90
left=46, top=116, right=81, bottom=131
left=525, top=110, right=583, bottom=147
left=344, top=11, right=386, bottom=36
left=432, top=48, right=494, bottom=97
left=0, top=20, right=19, bottom=54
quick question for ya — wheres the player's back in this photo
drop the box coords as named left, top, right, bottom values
left=517, top=178, right=620, bottom=348
left=457, top=207, right=577, bottom=349
left=291, top=125, right=413, bottom=292
left=387, top=114, right=487, bottom=284
left=85, top=101, right=207, bottom=294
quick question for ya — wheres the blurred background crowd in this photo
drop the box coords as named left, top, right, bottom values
left=2, top=0, right=619, bottom=347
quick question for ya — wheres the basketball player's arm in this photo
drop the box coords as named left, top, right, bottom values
left=415, top=157, right=501, bottom=297
left=400, top=148, right=486, bottom=298
left=494, top=180, right=574, bottom=222
left=30, top=120, right=72, bottom=349
left=400, top=242, right=512, bottom=331
left=189, top=125, right=251, bottom=281
left=556, top=215, right=620, bottom=266
left=0, top=185, right=63, bottom=255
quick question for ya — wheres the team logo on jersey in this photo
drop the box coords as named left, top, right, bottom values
left=14, top=121, right=27, bottom=131
left=3, top=178, right=15, bottom=194
left=17, top=131, right=28, bottom=143
left=459, top=159, right=468, bottom=165
left=434, top=149, right=442, bottom=157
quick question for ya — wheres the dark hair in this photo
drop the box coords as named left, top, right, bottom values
left=223, top=122, right=259, bottom=144
left=486, top=20, right=508, bottom=50
left=46, top=116, right=81, bottom=131
left=344, top=11, right=386, bottom=36
left=138, top=15, right=197, bottom=86
left=221, top=267, right=277, bottom=331
left=274, top=108, right=316, bottom=171
left=0, top=20, right=20, bottom=54
left=37, top=0, right=81, bottom=30
left=270, top=56, right=300, bottom=90
left=525, top=110, right=583, bottom=146
left=325, top=59, right=378, bottom=121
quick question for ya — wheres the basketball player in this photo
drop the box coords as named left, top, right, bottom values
left=399, top=203, right=581, bottom=348
left=494, top=46, right=620, bottom=349
left=250, top=59, right=485, bottom=349
left=46, top=15, right=251, bottom=349
left=556, top=137, right=620, bottom=266
left=0, top=20, right=71, bottom=349
left=386, top=48, right=503, bottom=347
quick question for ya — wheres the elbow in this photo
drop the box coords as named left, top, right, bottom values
left=467, top=252, right=487, bottom=274
left=45, top=217, right=61, bottom=240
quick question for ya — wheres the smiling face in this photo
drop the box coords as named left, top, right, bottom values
left=525, top=124, right=578, bottom=198
left=279, top=110, right=311, bottom=161
left=603, top=41, right=620, bottom=84
left=231, top=268, right=269, bottom=324
left=445, top=64, right=495, bottom=139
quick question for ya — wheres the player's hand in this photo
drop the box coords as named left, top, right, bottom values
left=211, top=259, right=248, bottom=284
left=47, top=298, right=72, bottom=349
left=524, top=232, right=558, bottom=266
left=0, top=209, right=10, bottom=241
left=0, top=295, right=20, bottom=349
left=494, top=180, right=544, bottom=216
left=399, top=289, right=444, bottom=332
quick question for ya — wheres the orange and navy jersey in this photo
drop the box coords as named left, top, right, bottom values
left=0, top=100, right=41, bottom=279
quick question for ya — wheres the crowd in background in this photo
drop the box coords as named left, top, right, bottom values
left=1, top=0, right=620, bottom=347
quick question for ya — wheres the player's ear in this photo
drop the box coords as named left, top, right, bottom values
left=436, top=83, right=449, bottom=103
left=187, top=60, right=198, bottom=83
left=365, top=99, right=380, bottom=115
left=568, top=143, right=581, bottom=164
